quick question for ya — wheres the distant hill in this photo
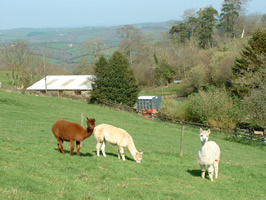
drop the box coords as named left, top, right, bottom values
left=0, top=21, right=172, bottom=43
left=0, top=21, right=172, bottom=70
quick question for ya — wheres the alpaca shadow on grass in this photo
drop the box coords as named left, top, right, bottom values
left=187, top=169, right=202, bottom=177
left=92, top=151, right=135, bottom=162
left=54, top=148, right=93, bottom=157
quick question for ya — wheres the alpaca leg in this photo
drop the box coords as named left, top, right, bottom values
left=56, top=138, right=64, bottom=154
left=101, top=142, right=106, bottom=157
left=208, top=165, right=214, bottom=181
left=76, top=141, right=81, bottom=156
left=200, top=165, right=206, bottom=179
left=70, top=140, right=75, bottom=156
left=96, top=142, right=102, bottom=157
left=214, top=160, right=219, bottom=179
left=118, top=149, right=121, bottom=159
left=118, top=146, right=125, bottom=161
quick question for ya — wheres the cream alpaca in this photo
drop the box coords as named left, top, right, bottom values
left=197, top=128, right=220, bottom=181
left=94, top=124, right=143, bottom=163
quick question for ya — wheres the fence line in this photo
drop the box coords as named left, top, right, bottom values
left=1, top=101, right=264, bottom=158
left=1, top=100, right=264, bottom=142
left=100, top=100, right=265, bottom=142
left=1, top=99, right=264, bottom=147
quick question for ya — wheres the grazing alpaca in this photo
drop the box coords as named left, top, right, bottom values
left=52, top=118, right=95, bottom=156
left=197, top=128, right=220, bottom=181
left=94, top=124, right=143, bottom=163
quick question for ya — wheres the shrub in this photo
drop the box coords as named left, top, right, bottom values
left=242, top=89, right=265, bottom=130
left=155, top=59, right=176, bottom=86
left=181, top=63, right=208, bottom=94
left=185, top=86, right=238, bottom=128
left=158, top=99, right=187, bottom=120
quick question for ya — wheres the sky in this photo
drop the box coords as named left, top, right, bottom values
left=0, top=0, right=265, bottom=30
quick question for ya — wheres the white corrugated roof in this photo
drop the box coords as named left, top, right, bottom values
left=27, top=75, right=95, bottom=91
left=138, top=96, right=157, bottom=99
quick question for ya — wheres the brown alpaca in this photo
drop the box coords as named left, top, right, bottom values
left=52, top=118, right=95, bottom=156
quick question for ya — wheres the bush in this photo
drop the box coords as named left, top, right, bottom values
left=155, top=59, right=176, bottom=86
left=242, top=89, right=265, bottom=130
left=158, top=99, right=187, bottom=120
left=184, top=86, right=239, bottom=128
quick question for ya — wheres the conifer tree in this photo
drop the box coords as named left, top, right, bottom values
left=91, top=51, right=140, bottom=107
left=217, top=1, right=240, bottom=38
left=169, top=23, right=190, bottom=42
left=169, top=6, right=218, bottom=48
left=197, top=6, right=218, bottom=48
left=90, top=55, right=109, bottom=103
left=231, top=29, right=266, bottom=98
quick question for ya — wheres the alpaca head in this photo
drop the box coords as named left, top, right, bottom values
left=86, top=118, right=96, bottom=130
left=135, top=152, right=143, bottom=163
left=199, top=128, right=211, bottom=143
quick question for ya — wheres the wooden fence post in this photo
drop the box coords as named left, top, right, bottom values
left=180, top=123, right=184, bottom=156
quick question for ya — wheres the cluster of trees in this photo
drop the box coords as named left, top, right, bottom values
left=90, top=51, right=140, bottom=107
left=160, top=29, right=265, bottom=130
left=89, top=26, right=265, bottom=130
left=0, top=40, right=68, bottom=88
left=169, top=0, right=247, bottom=47
left=72, top=1, right=264, bottom=89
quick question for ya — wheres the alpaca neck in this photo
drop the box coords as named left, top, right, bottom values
left=200, top=141, right=208, bottom=156
left=81, top=127, right=94, bottom=140
left=86, top=127, right=94, bottom=138
left=127, top=138, right=138, bottom=157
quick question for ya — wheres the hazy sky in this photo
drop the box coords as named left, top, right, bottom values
left=0, top=0, right=265, bottom=30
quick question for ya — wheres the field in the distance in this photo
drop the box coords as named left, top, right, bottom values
left=0, top=90, right=265, bottom=199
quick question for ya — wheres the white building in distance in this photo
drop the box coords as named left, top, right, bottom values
left=27, top=75, right=95, bottom=95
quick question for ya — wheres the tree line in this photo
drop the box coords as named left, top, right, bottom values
left=0, top=40, right=68, bottom=88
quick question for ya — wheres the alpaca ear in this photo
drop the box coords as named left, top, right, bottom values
left=86, top=117, right=88, bottom=120
left=140, top=152, right=143, bottom=155
left=207, top=129, right=211, bottom=135
left=200, top=128, right=203, bottom=133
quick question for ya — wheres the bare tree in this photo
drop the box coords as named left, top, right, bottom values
left=82, top=38, right=105, bottom=62
left=1, top=40, right=64, bottom=88
left=182, top=8, right=196, bottom=22
left=72, top=57, right=95, bottom=75
left=2, top=40, right=29, bottom=87
left=117, top=25, right=144, bottom=65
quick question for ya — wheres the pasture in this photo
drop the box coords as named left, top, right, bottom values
left=0, top=90, right=265, bottom=199
left=139, top=84, right=183, bottom=97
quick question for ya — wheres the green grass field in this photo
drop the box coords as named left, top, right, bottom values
left=0, top=71, right=14, bottom=89
left=0, top=90, right=265, bottom=199
left=139, top=84, right=183, bottom=97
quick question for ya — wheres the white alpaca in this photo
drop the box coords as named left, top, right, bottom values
left=94, top=124, right=143, bottom=163
left=197, top=128, right=220, bottom=181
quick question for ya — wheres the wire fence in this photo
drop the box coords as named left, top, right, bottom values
left=0, top=98, right=264, bottom=153
left=100, top=100, right=265, bottom=143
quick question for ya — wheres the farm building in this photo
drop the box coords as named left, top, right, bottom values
left=136, top=96, right=162, bottom=118
left=136, top=96, right=162, bottom=111
left=27, top=75, right=95, bottom=95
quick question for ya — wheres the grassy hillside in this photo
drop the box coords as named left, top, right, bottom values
left=0, top=90, right=265, bottom=199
